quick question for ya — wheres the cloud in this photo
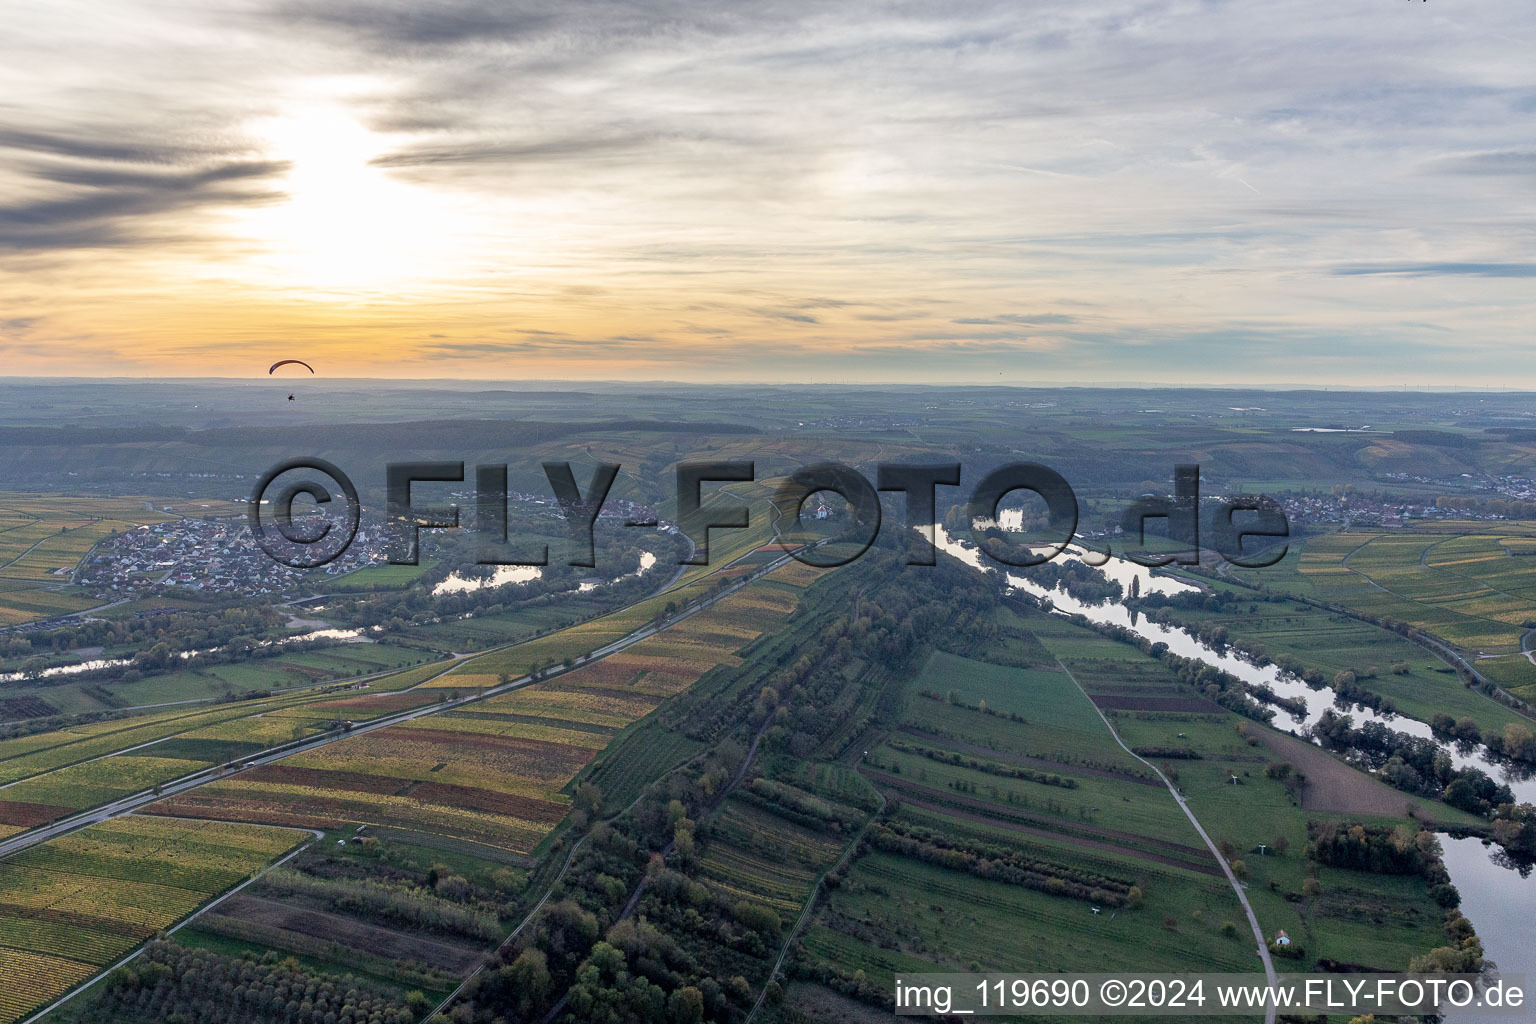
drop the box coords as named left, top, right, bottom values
left=0, top=119, right=286, bottom=252
left=415, top=336, right=659, bottom=359
left=1, top=316, right=41, bottom=334
left=1330, top=263, right=1536, bottom=278
left=270, top=1, right=558, bottom=50
left=0, top=127, right=216, bottom=166
left=952, top=314, right=1078, bottom=326
left=1425, top=150, right=1536, bottom=176
left=369, top=131, right=659, bottom=170
left=2, top=0, right=1535, bottom=382
left=0, top=159, right=286, bottom=251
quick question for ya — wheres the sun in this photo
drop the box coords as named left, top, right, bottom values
left=232, top=105, right=467, bottom=296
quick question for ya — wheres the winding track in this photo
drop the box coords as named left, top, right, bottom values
left=1054, top=655, right=1279, bottom=1024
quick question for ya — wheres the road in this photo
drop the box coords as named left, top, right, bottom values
left=0, top=545, right=796, bottom=863
left=1054, top=657, right=1279, bottom=1024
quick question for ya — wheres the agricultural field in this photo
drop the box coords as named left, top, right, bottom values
left=698, top=791, right=861, bottom=916
left=175, top=833, right=525, bottom=1001
left=0, top=584, right=98, bottom=627
left=0, top=491, right=236, bottom=604
left=1232, top=525, right=1536, bottom=658
left=1472, top=652, right=1536, bottom=703
left=582, top=719, right=707, bottom=812
left=0, top=815, right=305, bottom=1024
left=0, top=493, right=240, bottom=624
left=0, top=636, right=445, bottom=720
left=324, top=560, right=437, bottom=591
left=0, top=666, right=468, bottom=835
left=385, top=602, right=588, bottom=655
left=782, top=605, right=1471, bottom=1020
left=146, top=563, right=810, bottom=859
left=1139, top=581, right=1533, bottom=734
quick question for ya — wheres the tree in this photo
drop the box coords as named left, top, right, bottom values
left=585, top=940, right=625, bottom=980
left=667, top=986, right=705, bottom=1024
left=504, top=948, right=551, bottom=1013
left=573, top=781, right=602, bottom=815
left=1502, top=723, right=1535, bottom=761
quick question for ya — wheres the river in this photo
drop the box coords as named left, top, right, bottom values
left=433, top=550, right=658, bottom=596
left=0, top=626, right=375, bottom=683
left=935, top=527, right=1535, bottom=803
left=935, top=526, right=1536, bottom=979
left=1436, top=835, right=1532, bottom=1021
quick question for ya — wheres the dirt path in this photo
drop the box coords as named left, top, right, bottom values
left=1053, top=656, right=1279, bottom=1024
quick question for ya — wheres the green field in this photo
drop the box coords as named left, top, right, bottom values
left=789, top=604, right=1474, bottom=1021
left=1142, top=582, right=1532, bottom=735
left=1232, top=526, right=1536, bottom=657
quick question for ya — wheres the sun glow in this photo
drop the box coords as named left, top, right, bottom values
left=234, top=105, right=469, bottom=296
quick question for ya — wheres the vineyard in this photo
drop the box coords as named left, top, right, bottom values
left=1236, top=526, right=1536, bottom=656
left=0, top=492, right=236, bottom=625
left=148, top=565, right=809, bottom=858
left=0, top=815, right=305, bottom=1024
left=0, top=660, right=479, bottom=838
left=698, top=795, right=851, bottom=915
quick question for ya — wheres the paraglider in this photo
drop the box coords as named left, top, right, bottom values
left=269, top=359, right=314, bottom=375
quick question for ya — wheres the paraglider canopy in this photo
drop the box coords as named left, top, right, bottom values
left=268, top=359, right=315, bottom=375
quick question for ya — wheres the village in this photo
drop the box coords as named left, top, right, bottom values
left=77, top=514, right=390, bottom=598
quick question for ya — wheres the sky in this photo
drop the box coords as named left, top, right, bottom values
left=0, top=0, right=1533, bottom=386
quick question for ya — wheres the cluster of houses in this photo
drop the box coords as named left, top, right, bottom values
left=76, top=486, right=666, bottom=602
left=1380, top=472, right=1536, bottom=505
left=1278, top=491, right=1517, bottom=528
left=79, top=515, right=389, bottom=597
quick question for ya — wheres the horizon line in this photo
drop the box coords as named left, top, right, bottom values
left=2, top=375, right=1534, bottom=394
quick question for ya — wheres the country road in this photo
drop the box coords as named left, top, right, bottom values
left=0, top=545, right=794, bottom=863
left=1054, top=656, right=1279, bottom=1024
